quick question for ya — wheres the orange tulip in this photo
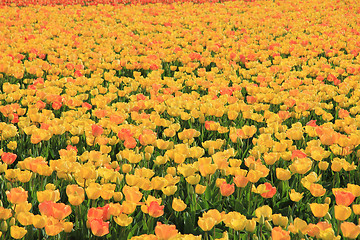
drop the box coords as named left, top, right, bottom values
left=91, top=124, right=103, bottom=137
left=1, top=152, right=17, bottom=165
left=261, top=182, right=276, bottom=198
left=334, top=191, right=355, bottom=206
left=39, top=201, right=71, bottom=220
left=309, top=183, right=326, bottom=197
left=219, top=182, right=235, bottom=197
left=6, top=187, right=28, bottom=204
left=148, top=201, right=164, bottom=218
left=89, top=218, right=109, bottom=237
left=233, top=175, right=249, bottom=188
left=341, top=222, right=360, bottom=239
left=45, top=217, right=64, bottom=236
left=87, top=205, right=111, bottom=222
left=155, top=222, right=178, bottom=240
left=272, top=227, right=290, bottom=240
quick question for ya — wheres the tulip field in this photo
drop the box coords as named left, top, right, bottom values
left=1, top=0, right=360, bottom=239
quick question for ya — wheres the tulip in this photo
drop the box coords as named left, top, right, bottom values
left=172, top=198, right=187, bottom=212
left=309, top=203, right=329, bottom=218
left=334, top=205, right=352, bottom=221
left=341, top=222, right=360, bottom=239
left=155, top=222, right=178, bottom=240
left=10, top=226, right=27, bottom=239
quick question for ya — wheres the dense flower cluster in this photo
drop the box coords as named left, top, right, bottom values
left=0, top=0, right=360, bottom=239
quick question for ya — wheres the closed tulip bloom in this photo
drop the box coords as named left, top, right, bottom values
left=247, top=169, right=262, bottom=183
left=121, top=201, right=137, bottom=215
left=309, top=183, right=326, bottom=197
left=32, top=215, right=46, bottom=229
left=6, top=187, right=28, bottom=204
left=114, top=214, right=133, bottom=227
left=37, top=189, right=60, bottom=203
left=172, top=198, right=187, bottom=212
left=1, top=152, right=17, bottom=165
left=352, top=204, right=360, bottom=215
left=89, top=218, right=109, bottom=237
left=0, top=207, right=12, bottom=220
left=198, top=216, right=216, bottom=231
left=276, top=168, right=291, bottom=181
left=309, top=203, right=329, bottom=218
left=195, top=184, right=206, bottom=194
left=220, top=182, right=235, bottom=197
left=91, top=124, right=103, bottom=137
left=334, top=191, right=355, bottom=206
left=341, top=222, right=360, bottom=239
left=289, top=189, right=303, bottom=202
left=255, top=205, right=272, bottom=220
left=261, top=183, right=276, bottom=198
left=66, top=185, right=85, bottom=206
left=148, top=201, right=164, bottom=218
left=347, top=184, right=360, bottom=197
left=17, top=212, right=34, bottom=226
left=10, top=226, right=27, bottom=239
left=233, top=175, right=249, bottom=188
left=272, top=227, right=290, bottom=240
left=334, top=205, right=352, bottom=221
left=230, top=218, right=247, bottom=231
left=155, top=222, right=178, bottom=240
left=62, top=221, right=73, bottom=233
left=245, top=219, right=256, bottom=232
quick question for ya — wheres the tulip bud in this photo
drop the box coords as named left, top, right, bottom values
left=113, top=192, right=123, bottom=202
left=253, top=234, right=259, bottom=240
left=259, top=215, right=265, bottom=225
left=246, top=220, right=256, bottom=232
left=9, top=217, right=15, bottom=226
left=145, top=153, right=151, bottom=161
left=1, top=221, right=8, bottom=232
left=325, top=197, right=331, bottom=205
left=325, top=212, right=332, bottom=221
left=265, top=220, right=272, bottom=231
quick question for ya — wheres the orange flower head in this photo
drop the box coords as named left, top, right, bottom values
left=272, top=226, right=290, bottom=240
left=6, top=187, right=28, bottom=204
left=234, top=175, right=249, bottom=188
left=261, top=182, right=276, bottom=198
left=1, top=152, right=17, bottom=165
left=309, top=183, right=326, bottom=197
left=334, top=190, right=355, bottom=206
left=148, top=201, right=164, bottom=218
left=155, top=222, right=178, bottom=240
left=89, top=218, right=109, bottom=237
left=220, top=182, right=235, bottom=197
left=341, top=222, right=360, bottom=239
left=91, top=124, right=103, bottom=137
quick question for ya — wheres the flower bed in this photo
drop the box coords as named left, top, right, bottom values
left=0, top=0, right=360, bottom=239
